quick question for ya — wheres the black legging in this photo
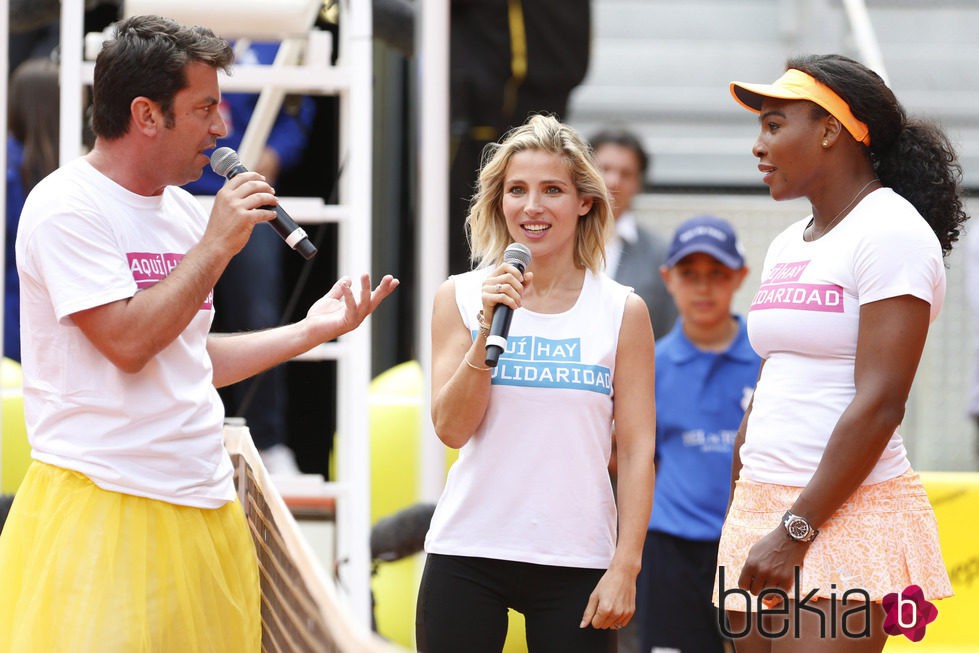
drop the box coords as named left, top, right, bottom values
left=416, top=553, right=616, bottom=653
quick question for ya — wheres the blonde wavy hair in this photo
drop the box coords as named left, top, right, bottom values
left=466, top=114, right=614, bottom=272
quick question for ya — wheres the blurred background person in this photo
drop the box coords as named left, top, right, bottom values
left=5, top=57, right=61, bottom=363
left=591, top=128, right=677, bottom=340
left=636, top=215, right=758, bottom=653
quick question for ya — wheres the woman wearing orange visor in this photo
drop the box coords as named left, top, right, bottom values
left=714, top=54, right=967, bottom=651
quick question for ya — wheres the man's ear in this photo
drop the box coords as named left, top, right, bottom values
left=131, top=97, right=160, bottom=135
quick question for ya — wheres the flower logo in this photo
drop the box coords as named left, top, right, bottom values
left=882, top=585, right=938, bottom=642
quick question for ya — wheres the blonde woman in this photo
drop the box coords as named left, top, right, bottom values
left=416, top=114, right=656, bottom=652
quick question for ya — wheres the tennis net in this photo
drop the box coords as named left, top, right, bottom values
left=225, top=425, right=403, bottom=653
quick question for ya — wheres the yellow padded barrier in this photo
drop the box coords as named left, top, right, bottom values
left=368, top=361, right=528, bottom=652
left=885, top=471, right=979, bottom=651
left=2, top=358, right=30, bottom=494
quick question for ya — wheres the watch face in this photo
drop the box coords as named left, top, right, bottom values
left=787, top=517, right=810, bottom=540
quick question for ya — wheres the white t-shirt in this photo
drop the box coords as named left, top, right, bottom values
left=15, top=157, right=233, bottom=508
left=742, top=188, right=945, bottom=486
left=424, top=268, right=631, bottom=568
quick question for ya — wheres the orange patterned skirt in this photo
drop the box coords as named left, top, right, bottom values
left=713, top=470, right=952, bottom=611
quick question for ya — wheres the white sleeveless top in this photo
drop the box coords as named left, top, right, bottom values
left=424, top=268, right=632, bottom=568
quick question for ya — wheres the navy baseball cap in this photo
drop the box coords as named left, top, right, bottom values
left=664, top=215, right=745, bottom=269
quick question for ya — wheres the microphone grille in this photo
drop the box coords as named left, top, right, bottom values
left=503, top=242, right=532, bottom=270
left=209, top=147, right=239, bottom=178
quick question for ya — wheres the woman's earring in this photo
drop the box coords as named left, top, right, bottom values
left=822, top=139, right=829, bottom=148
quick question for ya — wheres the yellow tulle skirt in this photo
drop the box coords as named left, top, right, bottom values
left=0, top=461, right=260, bottom=652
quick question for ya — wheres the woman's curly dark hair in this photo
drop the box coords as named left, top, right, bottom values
left=789, top=54, right=969, bottom=257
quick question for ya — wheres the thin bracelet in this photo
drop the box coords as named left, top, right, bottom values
left=464, top=355, right=491, bottom=372
left=476, top=310, right=491, bottom=339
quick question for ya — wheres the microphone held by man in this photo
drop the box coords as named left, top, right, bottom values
left=209, top=147, right=318, bottom=260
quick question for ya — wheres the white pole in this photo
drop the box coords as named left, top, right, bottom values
left=60, top=0, right=86, bottom=163
left=416, top=0, right=450, bottom=502
left=334, top=0, right=375, bottom=627
left=841, top=0, right=889, bottom=84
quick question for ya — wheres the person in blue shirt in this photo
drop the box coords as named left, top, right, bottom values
left=183, top=41, right=316, bottom=473
left=635, top=215, right=761, bottom=653
left=5, top=57, right=60, bottom=363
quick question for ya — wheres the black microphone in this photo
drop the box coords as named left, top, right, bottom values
left=369, top=502, right=437, bottom=562
left=209, top=147, right=318, bottom=260
left=485, top=242, right=532, bottom=367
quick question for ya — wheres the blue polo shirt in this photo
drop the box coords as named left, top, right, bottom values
left=648, top=316, right=761, bottom=541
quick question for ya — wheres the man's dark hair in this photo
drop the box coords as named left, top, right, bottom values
left=91, top=14, right=234, bottom=140
left=588, top=128, right=650, bottom=175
